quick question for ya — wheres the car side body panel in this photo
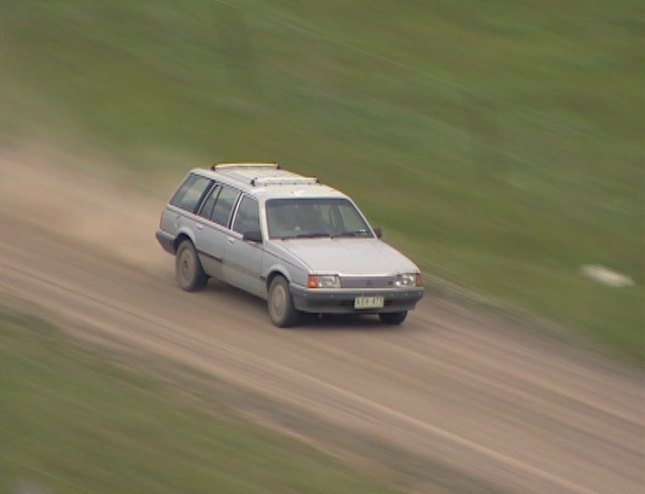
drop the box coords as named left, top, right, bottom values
left=222, top=231, right=265, bottom=298
left=194, top=218, right=229, bottom=279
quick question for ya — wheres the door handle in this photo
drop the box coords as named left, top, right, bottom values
left=195, top=223, right=203, bottom=231
left=227, top=237, right=235, bottom=244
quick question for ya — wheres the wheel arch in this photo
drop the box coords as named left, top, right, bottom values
left=173, top=230, right=195, bottom=253
left=266, top=269, right=291, bottom=293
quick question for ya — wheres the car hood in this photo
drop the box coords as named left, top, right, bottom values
left=271, top=238, right=419, bottom=275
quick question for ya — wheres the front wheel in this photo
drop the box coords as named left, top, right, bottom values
left=267, top=276, right=300, bottom=327
left=175, top=240, right=208, bottom=292
left=379, top=311, right=407, bottom=325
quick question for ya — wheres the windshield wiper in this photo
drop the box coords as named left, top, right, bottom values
left=334, top=230, right=371, bottom=238
left=278, top=230, right=371, bottom=240
left=282, top=232, right=332, bottom=239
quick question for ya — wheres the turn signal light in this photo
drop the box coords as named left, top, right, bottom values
left=307, top=275, right=318, bottom=289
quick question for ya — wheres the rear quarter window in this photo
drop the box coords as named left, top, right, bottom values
left=169, top=174, right=212, bottom=213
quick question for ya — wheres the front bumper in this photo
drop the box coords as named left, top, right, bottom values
left=290, top=285, right=424, bottom=314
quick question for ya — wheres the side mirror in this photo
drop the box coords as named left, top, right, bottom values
left=242, top=230, right=263, bottom=243
left=373, top=227, right=382, bottom=239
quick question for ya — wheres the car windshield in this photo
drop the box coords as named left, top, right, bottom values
left=266, top=198, right=373, bottom=240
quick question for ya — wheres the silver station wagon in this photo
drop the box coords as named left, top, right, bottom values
left=156, top=163, right=424, bottom=326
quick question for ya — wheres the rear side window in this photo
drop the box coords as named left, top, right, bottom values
left=198, top=185, right=221, bottom=220
left=209, top=185, right=240, bottom=227
left=169, top=174, right=211, bottom=213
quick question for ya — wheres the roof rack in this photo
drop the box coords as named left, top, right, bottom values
left=251, top=176, right=320, bottom=187
left=212, top=162, right=279, bottom=171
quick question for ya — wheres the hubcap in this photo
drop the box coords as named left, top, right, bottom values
left=271, top=284, right=286, bottom=320
left=180, top=250, right=192, bottom=282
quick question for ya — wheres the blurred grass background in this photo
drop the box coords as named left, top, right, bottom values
left=0, top=309, right=406, bottom=494
left=0, top=0, right=642, bottom=360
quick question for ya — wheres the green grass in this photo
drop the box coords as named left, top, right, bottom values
left=0, top=0, right=642, bottom=360
left=0, top=309, right=403, bottom=494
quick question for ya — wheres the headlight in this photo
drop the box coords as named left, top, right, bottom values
left=307, top=274, right=341, bottom=289
left=395, top=273, right=418, bottom=288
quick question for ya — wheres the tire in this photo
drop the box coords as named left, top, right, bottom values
left=175, top=239, right=208, bottom=292
left=267, top=276, right=300, bottom=327
left=379, top=311, right=407, bottom=325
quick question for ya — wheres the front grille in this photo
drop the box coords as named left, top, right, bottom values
left=340, top=276, right=395, bottom=289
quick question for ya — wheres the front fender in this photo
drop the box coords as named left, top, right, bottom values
left=262, top=261, right=308, bottom=295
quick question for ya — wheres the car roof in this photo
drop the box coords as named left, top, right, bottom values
left=191, top=164, right=348, bottom=201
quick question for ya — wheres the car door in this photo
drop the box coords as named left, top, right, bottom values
left=223, top=195, right=265, bottom=298
left=194, top=183, right=241, bottom=279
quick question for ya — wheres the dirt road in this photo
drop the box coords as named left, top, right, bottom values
left=1, top=151, right=643, bottom=494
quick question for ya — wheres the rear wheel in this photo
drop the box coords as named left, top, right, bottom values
left=379, top=311, right=407, bottom=325
left=268, top=276, right=300, bottom=327
left=175, top=240, right=208, bottom=291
